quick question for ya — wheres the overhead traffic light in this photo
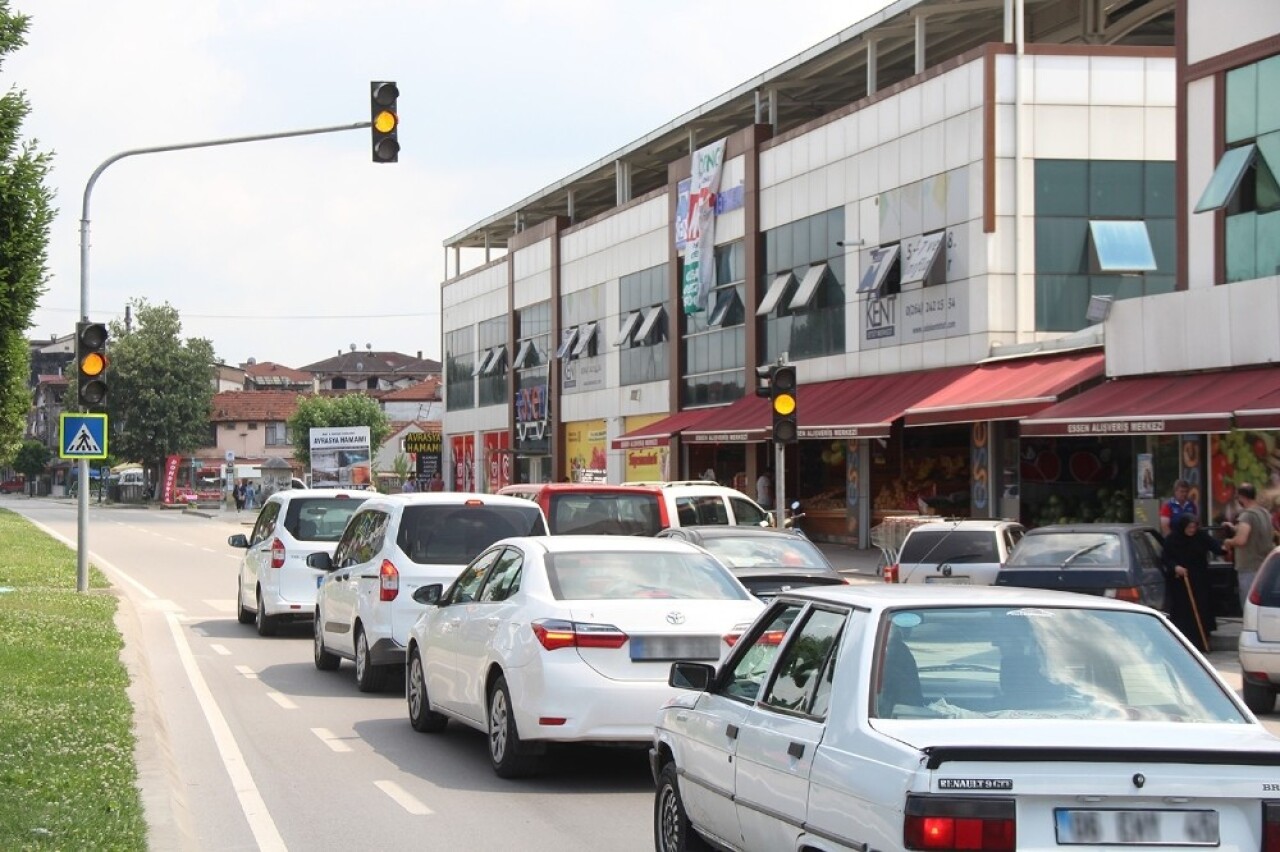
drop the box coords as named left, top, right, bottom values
left=770, top=365, right=798, bottom=444
left=370, top=81, right=399, bottom=163
left=76, top=321, right=109, bottom=408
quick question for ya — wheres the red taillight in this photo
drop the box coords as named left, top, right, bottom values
left=270, top=538, right=285, bottom=569
left=723, top=621, right=753, bottom=647
left=884, top=564, right=899, bottom=583
left=1251, top=584, right=1263, bottom=606
left=531, top=619, right=628, bottom=651
left=904, top=796, right=1015, bottom=851
left=1264, top=801, right=1280, bottom=852
left=379, top=559, right=399, bottom=602
left=1112, top=586, right=1142, bottom=603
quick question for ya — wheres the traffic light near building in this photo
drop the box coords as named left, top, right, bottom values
left=370, top=81, right=400, bottom=163
left=76, top=321, right=109, bottom=408
left=770, top=365, right=798, bottom=444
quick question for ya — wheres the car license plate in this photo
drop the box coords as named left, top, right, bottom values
left=630, top=636, right=720, bottom=661
left=1055, top=809, right=1218, bottom=846
left=925, top=576, right=970, bottom=585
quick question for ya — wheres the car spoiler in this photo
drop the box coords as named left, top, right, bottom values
left=923, top=745, right=1280, bottom=769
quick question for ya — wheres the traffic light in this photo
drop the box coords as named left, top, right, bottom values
left=770, top=365, right=798, bottom=444
left=76, top=321, right=109, bottom=407
left=370, top=81, right=399, bottom=163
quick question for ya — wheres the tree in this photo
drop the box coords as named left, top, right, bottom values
left=287, top=393, right=389, bottom=470
left=12, top=438, right=48, bottom=491
left=0, top=3, right=55, bottom=466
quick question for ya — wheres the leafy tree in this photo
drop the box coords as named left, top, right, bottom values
left=0, top=3, right=55, bottom=465
left=287, top=393, right=389, bottom=469
left=11, top=437, right=48, bottom=489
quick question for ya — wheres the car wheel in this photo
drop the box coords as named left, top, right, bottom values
left=236, top=581, right=253, bottom=625
left=254, top=589, right=278, bottom=637
left=487, top=675, right=538, bottom=778
left=1244, top=680, right=1276, bottom=714
left=354, top=626, right=390, bottom=693
left=407, top=650, right=448, bottom=733
left=655, top=762, right=710, bottom=851
left=313, top=612, right=340, bottom=671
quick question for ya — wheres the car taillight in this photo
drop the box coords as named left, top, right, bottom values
left=1264, top=801, right=1280, bottom=852
left=1109, top=587, right=1142, bottom=603
left=270, top=538, right=285, bottom=569
left=379, top=559, right=399, bottom=602
left=723, top=622, right=753, bottom=647
left=904, top=795, right=1015, bottom=851
left=531, top=619, right=628, bottom=651
left=884, top=564, right=899, bottom=583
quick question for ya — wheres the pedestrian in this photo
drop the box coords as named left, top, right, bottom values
left=233, top=479, right=246, bottom=512
left=701, top=467, right=717, bottom=483
left=428, top=471, right=445, bottom=492
left=1223, top=482, right=1274, bottom=604
left=244, top=480, right=256, bottom=510
left=756, top=470, right=772, bottom=509
left=1161, top=512, right=1221, bottom=651
left=401, top=478, right=415, bottom=493
left=1159, top=479, right=1198, bottom=536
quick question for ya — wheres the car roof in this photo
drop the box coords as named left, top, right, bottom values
left=273, top=488, right=370, bottom=500
left=355, top=492, right=542, bottom=511
left=507, top=534, right=704, bottom=554
left=667, top=525, right=806, bottom=539
left=906, top=519, right=1021, bottom=533
left=1025, top=523, right=1157, bottom=534
left=499, top=483, right=662, bottom=494
left=769, top=583, right=1152, bottom=613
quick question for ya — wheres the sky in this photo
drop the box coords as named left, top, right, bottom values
left=10, top=0, right=891, bottom=369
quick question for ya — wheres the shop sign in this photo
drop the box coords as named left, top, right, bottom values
left=801, top=425, right=892, bottom=440
left=563, top=357, right=604, bottom=392
left=404, top=431, right=441, bottom=454
left=1065, top=420, right=1166, bottom=434
left=686, top=429, right=766, bottom=443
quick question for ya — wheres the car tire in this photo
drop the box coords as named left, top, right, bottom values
left=407, top=650, right=448, bottom=733
left=487, top=675, right=538, bottom=778
left=254, top=589, right=278, bottom=637
left=1244, top=680, right=1276, bottom=714
left=236, top=581, right=253, bottom=625
left=313, top=611, right=340, bottom=671
left=655, top=762, right=710, bottom=851
left=354, top=626, right=390, bottom=693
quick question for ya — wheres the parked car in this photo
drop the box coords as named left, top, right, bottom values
left=884, top=518, right=1025, bottom=585
left=310, top=493, right=548, bottom=692
left=498, top=482, right=667, bottom=535
left=653, top=584, right=1280, bottom=852
left=994, top=522, right=1167, bottom=610
left=655, top=525, right=847, bottom=600
left=0, top=478, right=25, bottom=494
left=621, top=480, right=773, bottom=529
left=405, top=534, right=764, bottom=777
left=1239, top=546, right=1280, bottom=713
left=228, top=488, right=371, bottom=636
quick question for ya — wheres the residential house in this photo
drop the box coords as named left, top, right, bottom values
left=243, top=359, right=313, bottom=392
left=202, top=390, right=305, bottom=479
left=301, top=347, right=441, bottom=392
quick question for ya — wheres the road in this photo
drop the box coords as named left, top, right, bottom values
left=3, top=497, right=654, bottom=852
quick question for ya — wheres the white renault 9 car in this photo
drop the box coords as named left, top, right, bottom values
left=310, top=492, right=548, bottom=692
left=228, top=489, right=369, bottom=636
left=653, top=585, right=1280, bottom=852
left=405, top=535, right=764, bottom=778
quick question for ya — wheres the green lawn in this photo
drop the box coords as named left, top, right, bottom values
left=0, top=509, right=147, bottom=850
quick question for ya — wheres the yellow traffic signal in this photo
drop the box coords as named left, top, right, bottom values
left=370, top=81, right=399, bottom=163
left=76, top=321, right=109, bottom=407
left=770, top=365, right=798, bottom=444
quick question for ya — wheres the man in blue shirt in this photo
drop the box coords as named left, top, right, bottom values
left=1160, top=479, right=1198, bottom=536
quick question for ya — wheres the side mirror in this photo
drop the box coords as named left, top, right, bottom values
left=227, top=534, right=249, bottom=548
left=669, top=661, right=715, bottom=691
left=762, top=513, right=775, bottom=528
left=413, top=583, right=444, bottom=606
left=306, top=552, right=333, bottom=571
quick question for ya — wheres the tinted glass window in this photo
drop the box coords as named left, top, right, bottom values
left=350, top=511, right=388, bottom=564
left=250, top=501, right=281, bottom=546
left=546, top=550, right=748, bottom=601
left=763, top=608, right=847, bottom=716
left=547, top=492, right=662, bottom=536
left=730, top=496, right=768, bottom=526
left=283, top=496, right=367, bottom=542
left=396, top=503, right=546, bottom=565
left=478, top=549, right=523, bottom=602
left=675, top=495, right=730, bottom=526
left=723, top=604, right=804, bottom=703
left=1007, top=532, right=1123, bottom=566
left=898, top=530, right=1000, bottom=564
left=449, top=548, right=502, bottom=604
left=696, top=535, right=829, bottom=571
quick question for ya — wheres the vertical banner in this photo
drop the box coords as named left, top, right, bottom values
left=161, top=454, right=181, bottom=505
left=845, top=440, right=861, bottom=536
left=971, top=422, right=991, bottom=516
left=1178, top=434, right=1202, bottom=508
left=309, top=426, right=371, bottom=487
left=462, top=435, right=476, bottom=492
left=681, top=138, right=727, bottom=315
left=565, top=419, right=608, bottom=482
left=483, top=431, right=510, bottom=492
left=406, top=431, right=442, bottom=487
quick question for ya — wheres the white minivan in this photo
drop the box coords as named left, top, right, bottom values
left=310, top=492, right=548, bottom=692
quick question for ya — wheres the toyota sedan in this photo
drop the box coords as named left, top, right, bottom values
left=652, top=584, right=1280, bottom=852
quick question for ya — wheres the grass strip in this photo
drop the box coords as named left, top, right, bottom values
left=0, top=509, right=147, bottom=850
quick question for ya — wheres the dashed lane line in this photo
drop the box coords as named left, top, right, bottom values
left=311, top=728, right=353, bottom=753
left=235, top=665, right=259, bottom=680
left=374, top=780, right=432, bottom=815
left=266, top=692, right=298, bottom=710
left=210, top=644, right=231, bottom=656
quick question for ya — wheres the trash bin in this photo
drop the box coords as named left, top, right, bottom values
left=120, top=483, right=146, bottom=503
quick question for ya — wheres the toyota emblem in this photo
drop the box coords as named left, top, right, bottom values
left=666, top=611, right=686, bottom=625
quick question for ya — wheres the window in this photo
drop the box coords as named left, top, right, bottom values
left=788, top=263, right=829, bottom=310
left=634, top=305, right=666, bottom=345
left=477, top=316, right=508, bottom=407
left=265, top=422, right=290, bottom=446
left=762, top=607, right=847, bottom=716
left=223, top=422, right=236, bottom=431
left=615, top=311, right=642, bottom=346
left=619, top=264, right=669, bottom=386
left=445, top=326, right=477, bottom=411
left=332, top=378, right=347, bottom=390
left=756, top=272, right=795, bottom=316
left=554, top=328, right=578, bottom=359
left=481, top=345, right=506, bottom=375
left=722, top=603, right=805, bottom=703
left=571, top=322, right=597, bottom=357
left=479, top=548, right=523, bottom=602
left=512, top=339, right=536, bottom=370
left=366, top=378, right=377, bottom=390
left=900, top=232, right=946, bottom=287
left=1195, top=144, right=1261, bottom=213
left=706, top=288, right=742, bottom=327
left=448, top=548, right=502, bottom=604
left=858, top=245, right=900, bottom=295
left=1089, top=220, right=1157, bottom=272
left=247, top=422, right=259, bottom=430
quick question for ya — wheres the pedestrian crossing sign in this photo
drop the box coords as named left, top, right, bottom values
left=59, top=413, right=109, bottom=460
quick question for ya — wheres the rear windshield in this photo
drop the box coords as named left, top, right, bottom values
left=548, top=492, right=663, bottom=536
left=546, top=550, right=749, bottom=601
left=284, top=497, right=368, bottom=542
left=1007, top=532, right=1123, bottom=567
left=898, top=530, right=1000, bottom=565
left=697, top=535, right=829, bottom=571
left=396, top=503, right=547, bottom=565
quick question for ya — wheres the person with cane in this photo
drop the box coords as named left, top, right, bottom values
left=1162, top=512, right=1222, bottom=651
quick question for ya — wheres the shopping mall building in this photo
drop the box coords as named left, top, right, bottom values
left=439, top=0, right=1280, bottom=547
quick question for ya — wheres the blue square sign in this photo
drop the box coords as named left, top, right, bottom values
left=60, top=413, right=109, bottom=460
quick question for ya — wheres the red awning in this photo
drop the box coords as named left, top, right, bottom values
left=684, top=395, right=771, bottom=443
left=1020, top=366, right=1280, bottom=437
left=1235, top=386, right=1280, bottom=430
left=904, top=351, right=1105, bottom=427
left=611, top=407, right=727, bottom=450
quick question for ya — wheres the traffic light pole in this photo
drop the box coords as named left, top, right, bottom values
left=74, top=121, right=369, bottom=592
left=775, top=441, right=787, bottom=529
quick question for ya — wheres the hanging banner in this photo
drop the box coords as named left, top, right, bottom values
left=565, top=419, right=608, bottom=483
left=451, top=433, right=476, bottom=492
left=681, top=138, right=727, bottom=315
left=161, top=454, right=181, bottom=505
left=310, top=426, right=371, bottom=487
left=407, top=430, right=443, bottom=487
left=483, top=430, right=511, bottom=492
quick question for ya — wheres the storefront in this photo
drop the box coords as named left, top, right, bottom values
left=563, top=418, right=607, bottom=482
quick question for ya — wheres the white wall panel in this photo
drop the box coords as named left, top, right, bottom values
left=899, top=84, right=922, bottom=135
left=1090, top=56, right=1145, bottom=106
left=1186, top=79, right=1217, bottom=288
left=1090, top=106, right=1145, bottom=160
left=1144, top=108, right=1176, bottom=160
left=1035, top=54, right=1090, bottom=104
left=1033, top=105, right=1090, bottom=158
left=1186, top=1, right=1280, bottom=65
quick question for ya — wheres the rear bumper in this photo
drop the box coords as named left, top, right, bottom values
left=1238, top=630, right=1280, bottom=683
left=506, top=662, right=676, bottom=744
left=368, top=636, right=406, bottom=667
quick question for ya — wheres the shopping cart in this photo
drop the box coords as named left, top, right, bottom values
left=869, top=514, right=937, bottom=574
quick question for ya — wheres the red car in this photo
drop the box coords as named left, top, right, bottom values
left=0, top=479, right=26, bottom=494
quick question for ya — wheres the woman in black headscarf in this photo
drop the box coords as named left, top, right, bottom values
left=1162, top=512, right=1222, bottom=651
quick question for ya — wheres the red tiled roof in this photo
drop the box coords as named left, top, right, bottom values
left=211, top=390, right=308, bottom=423
left=381, top=378, right=442, bottom=401
left=243, top=361, right=312, bottom=382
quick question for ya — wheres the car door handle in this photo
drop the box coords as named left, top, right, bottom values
left=787, top=741, right=805, bottom=759
left=725, top=724, right=739, bottom=740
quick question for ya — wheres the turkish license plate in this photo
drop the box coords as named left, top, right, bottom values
left=630, top=636, right=720, bottom=662
left=925, top=576, right=970, bottom=585
left=1055, top=809, right=1219, bottom=846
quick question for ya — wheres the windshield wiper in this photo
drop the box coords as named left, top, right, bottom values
left=1060, top=542, right=1105, bottom=569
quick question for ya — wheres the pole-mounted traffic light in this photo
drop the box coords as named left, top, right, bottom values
left=76, top=320, right=109, bottom=408
left=370, top=81, right=399, bottom=163
left=770, top=365, right=798, bottom=444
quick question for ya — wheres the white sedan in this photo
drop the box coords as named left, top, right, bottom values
left=653, top=584, right=1280, bottom=852
left=405, top=535, right=764, bottom=778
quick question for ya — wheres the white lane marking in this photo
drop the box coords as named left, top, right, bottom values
left=144, top=599, right=185, bottom=613
left=18, top=516, right=159, bottom=600
left=202, top=547, right=218, bottom=553
left=163, top=611, right=287, bottom=851
left=266, top=692, right=297, bottom=710
left=209, top=644, right=231, bottom=656
left=311, top=728, right=352, bottom=753
left=204, top=599, right=237, bottom=614
left=374, top=780, right=432, bottom=815
left=235, top=665, right=259, bottom=680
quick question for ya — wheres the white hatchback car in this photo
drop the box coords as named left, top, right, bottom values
left=622, top=480, right=773, bottom=528
left=653, top=585, right=1280, bottom=852
left=228, top=489, right=370, bottom=636
left=310, top=492, right=548, bottom=692
left=1238, top=546, right=1280, bottom=713
left=405, top=535, right=764, bottom=777
left=885, top=518, right=1025, bottom=585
